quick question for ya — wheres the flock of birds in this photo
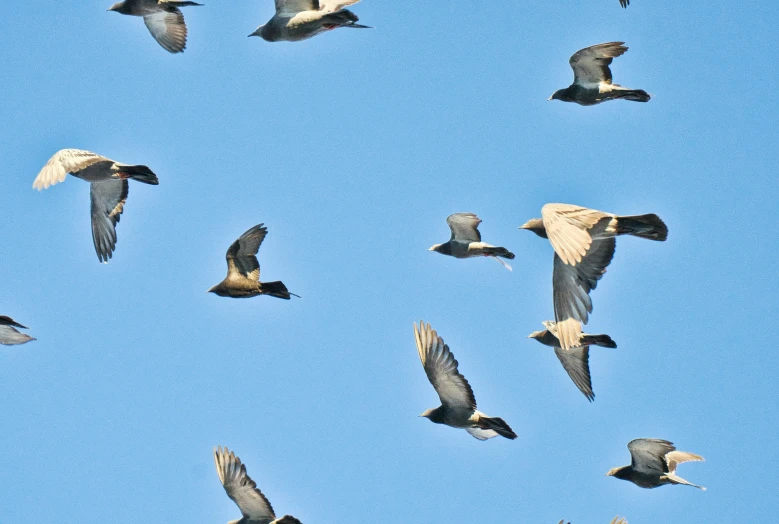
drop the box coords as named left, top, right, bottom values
left=0, top=1, right=709, bottom=523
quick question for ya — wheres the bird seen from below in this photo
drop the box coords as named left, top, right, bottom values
left=250, top=0, right=370, bottom=42
left=208, top=224, right=299, bottom=300
left=414, top=321, right=517, bottom=440
left=0, top=316, right=36, bottom=346
left=429, top=212, right=515, bottom=270
left=520, top=203, right=667, bottom=351
left=33, top=149, right=159, bottom=263
left=607, top=438, right=706, bottom=490
left=213, top=446, right=303, bottom=524
left=548, top=42, right=650, bottom=105
left=107, top=0, right=203, bottom=53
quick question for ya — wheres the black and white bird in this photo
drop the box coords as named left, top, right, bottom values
left=527, top=320, right=616, bottom=401
left=520, top=203, right=667, bottom=351
left=214, top=446, right=303, bottom=524
left=33, top=149, right=159, bottom=263
left=607, top=439, right=705, bottom=490
left=414, top=321, right=517, bottom=440
left=548, top=42, right=649, bottom=105
left=108, top=0, right=202, bottom=53
left=0, top=316, right=36, bottom=346
left=208, top=224, right=298, bottom=300
left=429, top=213, right=515, bottom=270
left=249, top=0, right=370, bottom=42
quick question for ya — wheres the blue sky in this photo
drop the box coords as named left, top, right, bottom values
left=1, top=1, right=778, bottom=522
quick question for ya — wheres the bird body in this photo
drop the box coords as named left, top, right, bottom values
left=108, top=0, right=202, bottom=53
left=607, top=438, right=705, bottom=490
left=429, top=213, right=515, bottom=270
left=250, top=0, right=370, bottom=42
left=0, top=316, right=36, bottom=346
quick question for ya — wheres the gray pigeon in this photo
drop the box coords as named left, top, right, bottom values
left=208, top=224, right=298, bottom=300
left=0, top=316, right=36, bottom=346
left=214, top=446, right=302, bottom=524
left=527, top=320, right=616, bottom=402
left=520, top=203, right=667, bottom=351
left=33, top=149, right=159, bottom=263
left=414, top=321, right=517, bottom=440
left=607, top=439, right=705, bottom=490
left=429, top=213, right=515, bottom=270
left=548, top=42, right=649, bottom=105
left=108, top=0, right=203, bottom=53
left=250, top=0, right=370, bottom=42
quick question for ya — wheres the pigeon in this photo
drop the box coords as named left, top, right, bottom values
left=108, top=0, right=202, bottom=53
left=548, top=42, right=650, bottom=105
left=214, top=446, right=302, bottom=524
left=250, top=0, right=370, bottom=42
left=527, top=320, right=616, bottom=402
left=208, top=224, right=298, bottom=300
left=33, top=149, right=159, bottom=263
left=0, top=316, right=36, bottom=346
left=429, top=213, right=515, bottom=270
left=520, top=203, right=667, bottom=351
left=414, top=321, right=517, bottom=441
left=607, top=438, right=705, bottom=490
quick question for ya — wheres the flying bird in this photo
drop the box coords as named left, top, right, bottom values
left=33, top=149, right=159, bottom=263
left=414, top=321, right=517, bottom=440
left=214, top=446, right=302, bottom=524
left=527, top=320, right=616, bottom=402
left=548, top=42, right=649, bottom=105
left=250, top=0, right=370, bottom=42
left=520, top=203, right=667, bottom=351
left=607, top=438, right=705, bottom=490
left=208, top=224, right=298, bottom=300
left=108, top=0, right=202, bottom=53
left=429, top=213, right=515, bottom=270
left=0, top=316, right=36, bottom=346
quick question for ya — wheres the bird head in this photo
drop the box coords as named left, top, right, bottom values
left=419, top=408, right=434, bottom=419
left=527, top=330, right=545, bottom=340
left=548, top=89, right=567, bottom=102
left=107, top=2, right=124, bottom=12
left=605, top=467, right=627, bottom=478
left=519, top=218, right=547, bottom=238
left=428, top=244, right=442, bottom=253
left=207, top=284, right=224, bottom=296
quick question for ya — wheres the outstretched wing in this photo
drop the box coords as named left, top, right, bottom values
left=569, top=42, right=628, bottom=88
left=0, top=316, right=28, bottom=329
left=553, top=346, right=594, bottom=401
left=90, top=179, right=128, bottom=263
left=276, top=0, right=319, bottom=15
left=214, top=446, right=277, bottom=524
left=225, top=224, right=268, bottom=282
left=319, top=0, right=361, bottom=12
left=542, top=203, right=612, bottom=266
left=0, top=324, right=36, bottom=346
left=33, top=149, right=112, bottom=190
left=144, top=9, right=188, bottom=53
left=446, top=213, right=482, bottom=243
left=665, top=450, right=704, bottom=475
left=627, top=438, right=675, bottom=475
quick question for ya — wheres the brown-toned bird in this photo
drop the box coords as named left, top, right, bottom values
left=214, top=446, right=302, bottom=524
left=250, top=0, right=370, bottom=42
left=520, top=203, right=667, bottom=351
left=208, top=224, right=298, bottom=300
left=429, top=213, right=515, bottom=270
left=0, top=316, right=36, bottom=346
left=607, top=438, right=705, bottom=490
left=108, top=0, right=203, bottom=53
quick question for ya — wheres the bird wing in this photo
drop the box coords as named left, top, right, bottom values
left=0, top=316, right=28, bottom=329
left=276, top=0, right=319, bottom=15
left=665, top=450, right=704, bottom=475
left=414, top=322, right=477, bottom=411
left=225, top=224, right=268, bottom=282
left=569, top=42, right=628, bottom=88
left=319, top=0, right=360, bottom=12
left=610, top=517, right=628, bottom=524
left=446, top=213, right=482, bottom=243
left=143, top=9, right=188, bottom=53
left=214, top=446, right=277, bottom=524
left=553, top=346, right=594, bottom=401
left=0, top=325, right=36, bottom=346
left=627, top=438, right=675, bottom=475
left=542, top=203, right=611, bottom=266
left=90, top=180, right=128, bottom=263
left=33, top=149, right=111, bottom=190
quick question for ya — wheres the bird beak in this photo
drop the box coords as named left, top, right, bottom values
left=518, top=221, right=532, bottom=230
left=248, top=26, right=263, bottom=37
left=547, top=95, right=553, bottom=101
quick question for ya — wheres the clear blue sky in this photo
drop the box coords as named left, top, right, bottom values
left=1, top=1, right=778, bottom=522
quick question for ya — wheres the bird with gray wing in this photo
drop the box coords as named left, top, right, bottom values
left=208, top=224, right=298, bottom=300
left=528, top=320, right=616, bottom=402
left=0, top=316, right=36, bottom=346
left=520, top=203, right=667, bottom=351
left=414, top=321, right=517, bottom=440
left=549, top=42, right=649, bottom=105
left=250, top=0, right=370, bottom=42
left=108, top=0, right=202, bottom=53
left=214, top=446, right=302, bottom=524
left=33, top=149, right=159, bottom=263
left=429, top=213, right=515, bottom=270
left=607, top=438, right=705, bottom=490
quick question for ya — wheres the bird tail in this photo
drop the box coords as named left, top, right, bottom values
left=664, top=473, right=706, bottom=491
left=323, top=10, right=371, bottom=28
left=118, top=165, right=160, bottom=185
left=616, top=214, right=668, bottom=241
left=261, top=281, right=299, bottom=300
left=477, top=415, right=517, bottom=440
left=481, top=246, right=515, bottom=260
left=614, top=89, right=650, bottom=102
left=580, top=333, right=617, bottom=348
left=160, top=1, right=204, bottom=6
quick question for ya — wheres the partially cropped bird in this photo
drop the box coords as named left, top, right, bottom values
left=429, top=213, right=515, bottom=270
left=0, top=316, right=36, bottom=346
left=108, top=0, right=202, bottom=53
left=33, top=149, right=159, bottom=263
left=208, top=224, right=298, bottom=300
left=520, top=203, right=667, bottom=351
left=607, top=438, right=705, bottom=490
left=213, top=446, right=302, bottom=524
left=414, top=321, right=517, bottom=440
left=250, top=0, right=370, bottom=42
left=527, top=320, right=616, bottom=402
left=548, top=42, right=649, bottom=105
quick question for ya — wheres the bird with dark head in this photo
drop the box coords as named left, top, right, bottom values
left=430, top=212, right=515, bottom=270
left=107, top=0, right=203, bottom=53
left=607, top=438, right=706, bottom=490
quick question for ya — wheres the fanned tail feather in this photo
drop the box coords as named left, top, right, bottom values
left=119, top=165, right=159, bottom=185
left=617, top=213, right=668, bottom=241
left=478, top=416, right=517, bottom=440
